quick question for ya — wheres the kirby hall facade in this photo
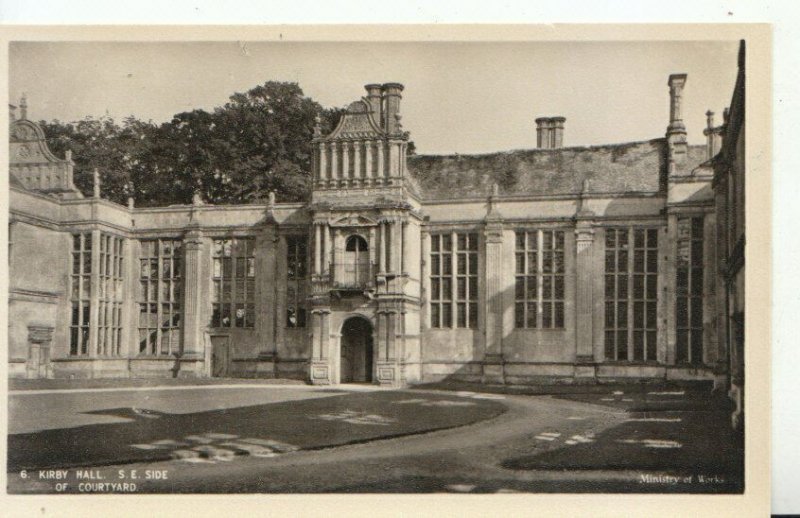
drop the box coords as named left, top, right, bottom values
left=8, top=63, right=745, bottom=405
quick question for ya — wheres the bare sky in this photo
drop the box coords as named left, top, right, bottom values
left=10, top=41, right=739, bottom=155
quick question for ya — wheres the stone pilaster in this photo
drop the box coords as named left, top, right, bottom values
left=88, top=229, right=101, bottom=361
left=256, top=223, right=278, bottom=359
left=574, top=223, right=597, bottom=380
left=181, top=228, right=205, bottom=362
left=482, top=186, right=505, bottom=383
left=309, top=307, right=332, bottom=384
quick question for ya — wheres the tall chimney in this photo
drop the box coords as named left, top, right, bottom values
left=667, top=74, right=687, bottom=136
left=551, top=117, right=566, bottom=148
left=9, top=104, right=16, bottom=122
left=703, top=110, right=720, bottom=159
left=381, top=83, right=404, bottom=135
left=535, top=117, right=551, bottom=148
left=364, top=84, right=383, bottom=124
left=666, top=74, right=688, bottom=174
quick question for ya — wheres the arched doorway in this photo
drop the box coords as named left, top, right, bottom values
left=340, top=317, right=374, bottom=383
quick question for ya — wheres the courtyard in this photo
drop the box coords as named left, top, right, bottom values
left=7, top=379, right=743, bottom=494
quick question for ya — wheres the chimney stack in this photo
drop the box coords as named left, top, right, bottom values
left=667, top=74, right=687, bottom=136
left=551, top=117, right=566, bottom=148
left=535, top=117, right=566, bottom=149
left=703, top=110, right=721, bottom=159
left=381, top=83, right=404, bottom=135
left=364, top=84, right=383, bottom=124
left=535, top=118, right=550, bottom=148
left=666, top=74, right=688, bottom=174
left=9, top=104, right=16, bottom=122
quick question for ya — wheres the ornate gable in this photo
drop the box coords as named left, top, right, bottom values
left=9, top=102, right=83, bottom=199
left=325, top=100, right=384, bottom=140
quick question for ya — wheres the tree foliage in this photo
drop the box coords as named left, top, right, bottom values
left=41, top=81, right=351, bottom=207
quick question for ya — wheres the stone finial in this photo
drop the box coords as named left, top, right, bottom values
left=705, top=110, right=715, bottom=129
left=192, top=191, right=203, bottom=206
left=19, top=94, right=27, bottom=120
left=92, top=169, right=101, bottom=198
left=492, top=182, right=500, bottom=197
left=65, top=149, right=73, bottom=162
left=9, top=104, right=16, bottom=121
left=268, top=191, right=276, bottom=207
left=581, top=178, right=590, bottom=194
left=313, top=114, right=322, bottom=137
left=127, top=196, right=135, bottom=210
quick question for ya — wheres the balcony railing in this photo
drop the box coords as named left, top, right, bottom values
left=331, top=262, right=375, bottom=290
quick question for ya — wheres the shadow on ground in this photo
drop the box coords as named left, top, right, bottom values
left=8, top=391, right=505, bottom=472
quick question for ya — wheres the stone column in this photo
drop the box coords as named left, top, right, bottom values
left=402, top=220, right=411, bottom=275
left=391, top=219, right=402, bottom=273
left=341, top=141, right=350, bottom=181
left=353, top=140, right=362, bottom=181
left=388, top=142, right=399, bottom=181
left=323, top=223, right=332, bottom=276
left=319, top=143, right=328, bottom=184
left=314, top=223, right=322, bottom=276
left=333, top=228, right=343, bottom=284
left=88, top=229, right=101, bottom=360
left=483, top=222, right=505, bottom=383
left=365, top=142, right=374, bottom=181
left=376, top=141, right=385, bottom=181
left=256, top=224, right=277, bottom=360
left=182, top=228, right=205, bottom=366
left=421, top=229, right=430, bottom=329
left=574, top=223, right=596, bottom=379
left=330, top=142, right=339, bottom=183
left=379, top=221, right=387, bottom=274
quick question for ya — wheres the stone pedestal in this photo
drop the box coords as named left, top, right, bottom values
left=482, top=354, right=505, bottom=384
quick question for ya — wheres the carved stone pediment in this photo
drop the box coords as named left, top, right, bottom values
left=330, top=214, right=378, bottom=227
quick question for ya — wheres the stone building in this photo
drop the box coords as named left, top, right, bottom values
left=712, top=41, right=746, bottom=428
left=8, top=75, right=728, bottom=387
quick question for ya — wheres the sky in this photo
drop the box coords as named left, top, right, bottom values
left=10, top=40, right=740, bottom=155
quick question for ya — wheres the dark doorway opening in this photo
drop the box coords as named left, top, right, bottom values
left=340, top=317, right=374, bottom=383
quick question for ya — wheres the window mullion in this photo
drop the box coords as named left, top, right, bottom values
left=537, top=230, right=544, bottom=329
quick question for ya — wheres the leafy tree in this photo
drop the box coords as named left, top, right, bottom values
left=38, top=81, right=421, bottom=207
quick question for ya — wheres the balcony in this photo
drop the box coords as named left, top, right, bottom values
left=331, top=262, right=375, bottom=290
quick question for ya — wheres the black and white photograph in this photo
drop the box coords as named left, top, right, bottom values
left=1, top=23, right=772, bottom=515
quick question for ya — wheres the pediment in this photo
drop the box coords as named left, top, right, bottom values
left=330, top=214, right=378, bottom=227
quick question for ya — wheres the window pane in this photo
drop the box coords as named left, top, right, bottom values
left=457, top=303, right=466, bottom=328
left=515, top=277, right=525, bottom=299
left=515, top=302, right=526, bottom=328
left=515, top=232, right=525, bottom=250
left=431, top=304, right=440, bottom=328
left=431, top=255, right=440, bottom=276
left=526, top=276, right=537, bottom=299
left=542, top=302, right=552, bottom=328
left=468, top=303, right=478, bottom=328
left=441, top=304, right=452, bottom=328
left=554, top=302, right=564, bottom=328
left=554, top=276, right=564, bottom=299
left=442, top=255, right=452, bottom=275
left=431, top=279, right=440, bottom=300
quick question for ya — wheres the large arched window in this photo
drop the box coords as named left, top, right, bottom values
left=346, top=235, right=368, bottom=252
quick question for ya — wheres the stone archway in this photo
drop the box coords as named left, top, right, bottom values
left=339, top=316, right=374, bottom=383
